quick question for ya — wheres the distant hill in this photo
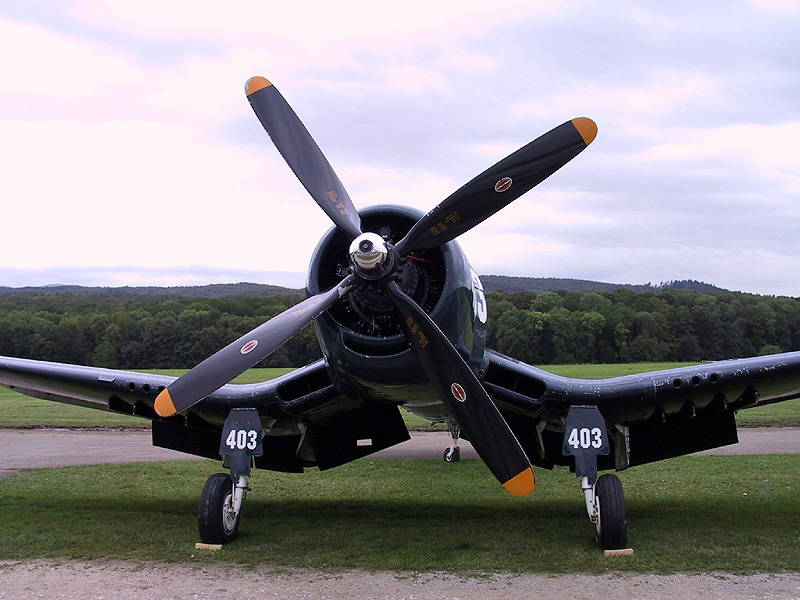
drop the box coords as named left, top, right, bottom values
left=479, top=276, right=726, bottom=294
left=0, top=282, right=304, bottom=298
left=0, top=277, right=725, bottom=298
left=480, top=276, right=649, bottom=294
left=656, top=279, right=726, bottom=293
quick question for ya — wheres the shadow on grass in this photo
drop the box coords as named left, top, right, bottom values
left=1, top=457, right=798, bottom=573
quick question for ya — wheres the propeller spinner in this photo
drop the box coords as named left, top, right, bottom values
left=154, top=77, right=598, bottom=497
left=349, top=232, right=390, bottom=272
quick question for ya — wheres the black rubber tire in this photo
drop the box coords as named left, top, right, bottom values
left=198, top=473, right=240, bottom=544
left=595, top=473, right=627, bottom=550
left=443, top=446, right=461, bottom=462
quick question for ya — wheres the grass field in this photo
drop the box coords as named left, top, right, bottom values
left=1, top=363, right=798, bottom=428
left=1, top=455, right=798, bottom=572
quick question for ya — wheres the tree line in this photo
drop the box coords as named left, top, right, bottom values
left=0, top=294, right=316, bottom=369
left=487, top=288, right=800, bottom=364
left=1, top=287, right=799, bottom=368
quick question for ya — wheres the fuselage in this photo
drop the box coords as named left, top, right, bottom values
left=307, top=205, right=488, bottom=421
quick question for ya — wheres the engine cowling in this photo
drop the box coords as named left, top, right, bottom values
left=307, top=205, right=483, bottom=399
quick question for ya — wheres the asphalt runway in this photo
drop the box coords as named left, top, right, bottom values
left=1, top=428, right=799, bottom=477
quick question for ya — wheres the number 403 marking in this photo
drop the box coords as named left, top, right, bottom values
left=567, top=427, right=603, bottom=449
left=225, top=429, right=259, bottom=451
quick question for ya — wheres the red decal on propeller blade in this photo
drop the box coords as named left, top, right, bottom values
left=451, top=383, right=467, bottom=402
left=240, top=340, right=259, bottom=355
left=494, top=177, right=512, bottom=192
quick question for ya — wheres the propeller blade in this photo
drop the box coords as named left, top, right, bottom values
left=246, top=77, right=362, bottom=240
left=384, top=281, right=534, bottom=496
left=155, top=275, right=355, bottom=417
left=394, top=118, right=597, bottom=256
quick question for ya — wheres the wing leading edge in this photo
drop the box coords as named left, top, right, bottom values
left=482, top=349, right=800, bottom=471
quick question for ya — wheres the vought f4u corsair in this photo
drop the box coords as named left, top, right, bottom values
left=3, top=77, right=800, bottom=550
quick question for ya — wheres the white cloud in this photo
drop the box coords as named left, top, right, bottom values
left=68, top=0, right=542, bottom=42
left=1, top=1, right=800, bottom=297
left=513, top=72, right=719, bottom=121
left=0, top=118, right=332, bottom=274
left=749, top=0, right=799, bottom=11
left=639, top=121, right=800, bottom=193
left=0, top=19, right=142, bottom=116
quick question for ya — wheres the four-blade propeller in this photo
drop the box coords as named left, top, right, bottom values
left=154, top=76, right=598, bottom=497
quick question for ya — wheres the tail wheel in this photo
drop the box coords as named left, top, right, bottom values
left=443, top=446, right=461, bottom=462
left=198, top=473, right=240, bottom=544
left=595, top=473, right=627, bottom=550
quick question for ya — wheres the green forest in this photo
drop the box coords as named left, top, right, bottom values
left=1, top=286, right=799, bottom=368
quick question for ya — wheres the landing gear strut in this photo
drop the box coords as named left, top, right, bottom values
left=443, top=423, right=461, bottom=462
left=198, top=408, right=263, bottom=545
left=563, top=405, right=629, bottom=550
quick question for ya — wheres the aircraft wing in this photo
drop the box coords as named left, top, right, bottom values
left=482, top=349, right=800, bottom=471
left=0, top=355, right=409, bottom=472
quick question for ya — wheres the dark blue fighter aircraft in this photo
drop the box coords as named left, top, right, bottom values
left=3, top=77, right=800, bottom=550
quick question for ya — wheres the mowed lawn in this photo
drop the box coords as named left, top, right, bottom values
left=0, top=455, right=798, bottom=572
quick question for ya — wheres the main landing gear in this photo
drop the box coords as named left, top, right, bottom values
left=439, top=406, right=629, bottom=550
left=198, top=472, right=250, bottom=544
left=198, top=408, right=263, bottom=545
left=563, top=405, right=629, bottom=551
left=582, top=473, right=627, bottom=550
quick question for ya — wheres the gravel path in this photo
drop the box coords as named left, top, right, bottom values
left=2, top=428, right=799, bottom=474
left=3, top=560, right=800, bottom=600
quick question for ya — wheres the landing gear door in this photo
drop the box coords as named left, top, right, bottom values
left=220, top=408, right=264, bottom=480
left=562, top=405, right=610, bottom=485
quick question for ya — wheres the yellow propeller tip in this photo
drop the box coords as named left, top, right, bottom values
left=154, top=388, right=177, bottom=417
left=245, top=76, right=272, bottom=96
left=502, top=467, right=535, bottom=497
left=572, top=117, right=598, bottom=146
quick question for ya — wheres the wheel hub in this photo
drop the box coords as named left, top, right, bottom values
left=222, top=492, right=237, bottom=534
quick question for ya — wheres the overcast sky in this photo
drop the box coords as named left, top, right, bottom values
left=1, top=1, right=799, bottom=295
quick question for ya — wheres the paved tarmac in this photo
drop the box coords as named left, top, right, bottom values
left=1, top=428, right=799, bottom=477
